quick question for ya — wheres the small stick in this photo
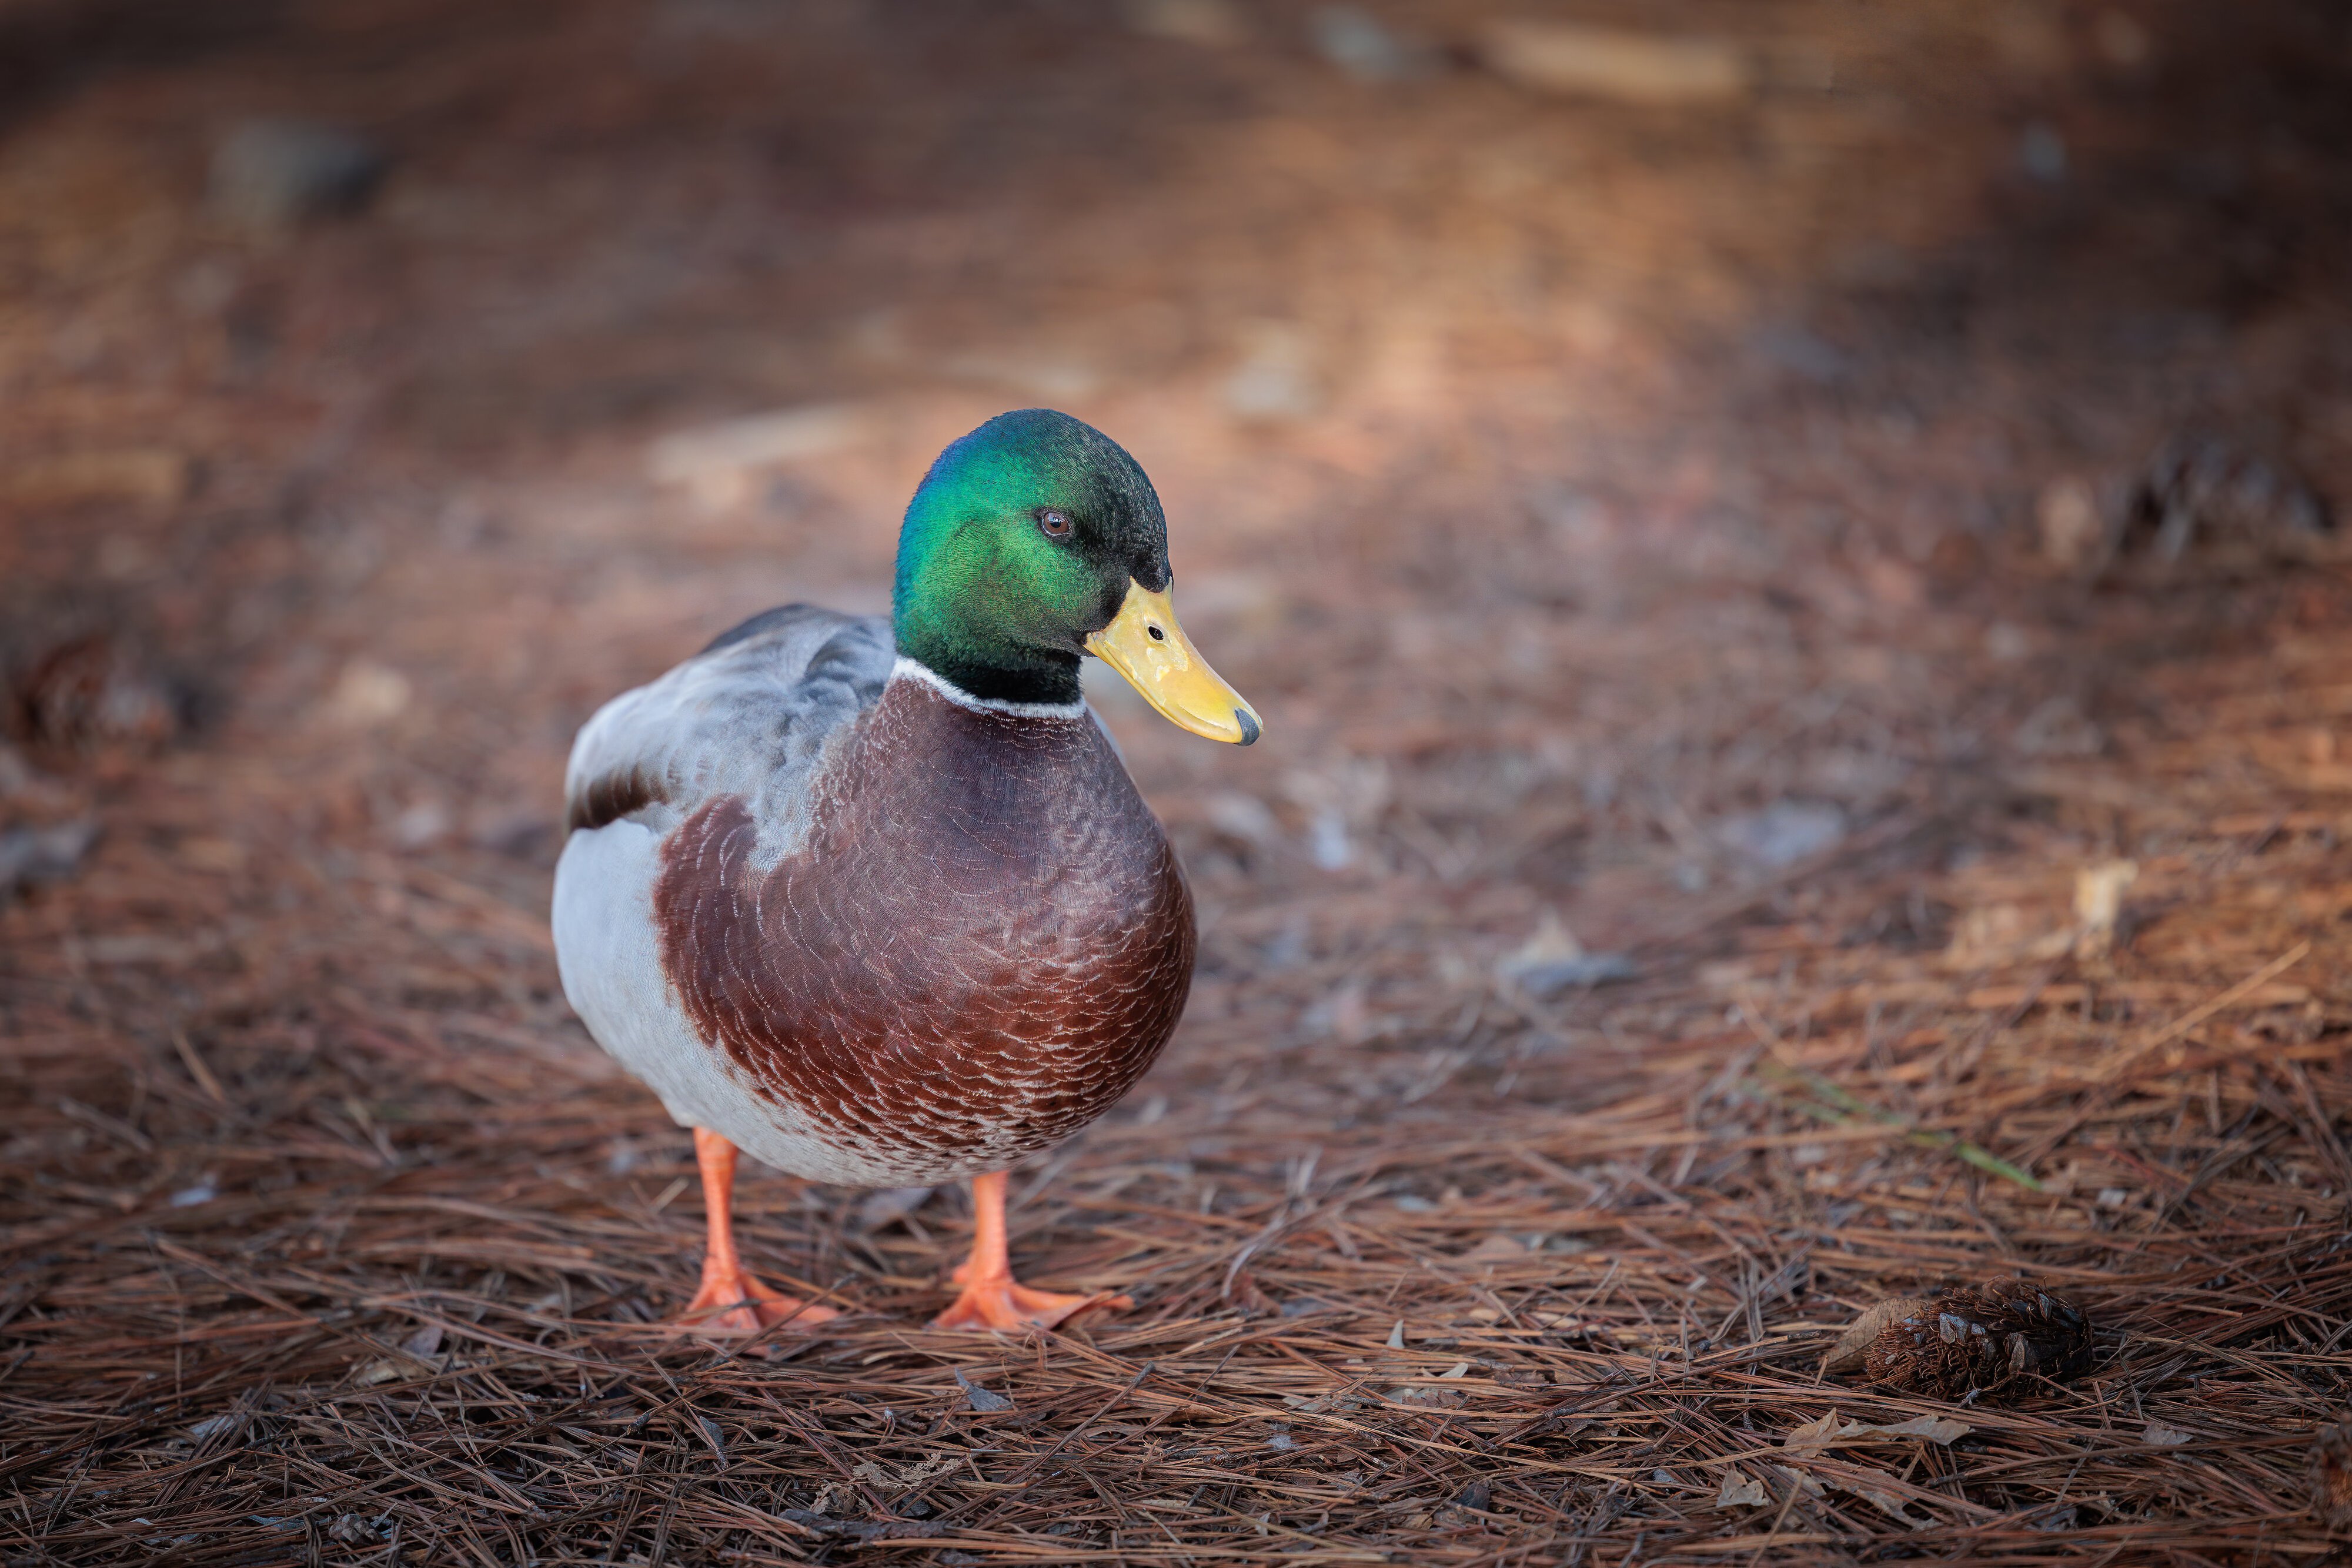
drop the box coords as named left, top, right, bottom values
left=2092, top=941, right=2311, bottom=1086
left=171, top=1027, right=230, bottom=1107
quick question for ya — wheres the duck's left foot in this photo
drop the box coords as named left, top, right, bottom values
left=930, top=1272, right=1130, bottom=1332
left=671, top=1127, right=840, bottom=1336
left=675, top=1266, right=840, bottom=1336
left=931, top=1168, right=1132, bottom=1331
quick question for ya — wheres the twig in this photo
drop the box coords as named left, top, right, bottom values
left=2092, top=942, right=2313, bottom=1086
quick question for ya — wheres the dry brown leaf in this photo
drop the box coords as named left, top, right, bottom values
left=1783, top=1410, right=1973, bottom=1459
left=1832, top=1469, right=1928, bottom=1528
left=1822, top=1297, right=1932, bottom=1373
left=2315, top=1416, right=2352, bottom=1530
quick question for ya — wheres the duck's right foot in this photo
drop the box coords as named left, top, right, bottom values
left=673, top=1264, right=840, bottom=1336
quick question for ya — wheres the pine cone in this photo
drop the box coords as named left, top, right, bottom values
left=2314, top=1414, right=2352, bottom=1532
left=1860, top=1306, right=1978, bottom=1398
left=1863, top=1280, right=2092, bottom=1402
left=9, top=634, right=183, bottom=753
left=2122, top=434, right=2332, bottom=562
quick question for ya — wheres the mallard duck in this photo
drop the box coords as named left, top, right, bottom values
left=553, top=409, right=1261, bottom=1332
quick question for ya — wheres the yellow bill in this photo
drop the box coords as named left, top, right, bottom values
left=1085, top=580, right=1262, bottom=745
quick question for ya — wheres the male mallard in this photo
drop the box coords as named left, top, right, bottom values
left=553, top=409, right=1260, bottom=1332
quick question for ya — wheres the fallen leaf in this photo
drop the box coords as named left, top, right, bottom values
left=2073, top=860, right=2138, bottom=958
left=851, top=1450, right=960, bottom=1489
left=1496, top=911, right=1636, bottom=996
left=1847, top=1415, right=1972, bottom=1445
left=5, top=448, right=190, bottom=509
left=1459, top=1233, right=1533, bottom=1265
left=898, top=1452, right=961, bottom=1486
left=952, top=1367, right=1013, bottom=1412
left=1831, top=1469, right=1927, bottom=1527
left=1478, top=21, right=1753, bottom=105
left=1387, top=1383, right=1468, bottom=1408
left=1782, top=1411, right=1843, bottom=1456
left=2142, top=1422, right=2194, bottom=1447
left=1783, top=1410, right=1972, bottom=1459
left=326, top=661, right=413, bottom=727
left=1713, top=1470, right=1768, bottom=1508
left=1772, top=1447, right=1930, bottom=1526
left=1822, top=1298, right=1932, bottom=1373
left=1768, top=1464, right=1825, bottom=1499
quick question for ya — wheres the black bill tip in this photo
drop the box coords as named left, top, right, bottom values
left=1235, top=709, right=1261, bottom=747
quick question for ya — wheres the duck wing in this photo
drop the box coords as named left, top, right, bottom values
left=563, top=604, right=893, bottom=843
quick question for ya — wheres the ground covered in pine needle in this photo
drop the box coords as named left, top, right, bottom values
left=5, top=1, right=2352, bottom=1562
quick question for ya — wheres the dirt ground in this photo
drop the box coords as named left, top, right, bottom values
left=5, top=1, right=2352, bottom=1562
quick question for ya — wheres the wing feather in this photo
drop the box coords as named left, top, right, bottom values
left=563, top=606, right=892, bottom=840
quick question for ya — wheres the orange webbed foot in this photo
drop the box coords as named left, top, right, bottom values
left=673, top=1266, right=840, bottom=1337
left=930, top=1273, right=1130, bottom=1332
left=931, top=1169, right=1130, bottom=1331
left=671, top=1129, right=840, bottom=1338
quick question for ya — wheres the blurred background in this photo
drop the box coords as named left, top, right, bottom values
left=3, top=0, right=2351, bottom=1558
left=4, top=0, right=2347, bottom=921
left=3, top=0, right=2346, bottom=938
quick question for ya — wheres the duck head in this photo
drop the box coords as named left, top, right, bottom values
left=893, top=409, right=1262, bottom=744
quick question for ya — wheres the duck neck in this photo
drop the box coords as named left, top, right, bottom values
left=894, top=631, right=1084, bottom=707
left=888, top=656, right=1088, bottom=722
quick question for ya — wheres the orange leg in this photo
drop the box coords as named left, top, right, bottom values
left=673, top=1129, right=839, bottom=1335
left=930, top=1171, right=1131, bottom=1332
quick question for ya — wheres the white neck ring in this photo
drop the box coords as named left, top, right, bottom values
left=889, top=657, right=1088, bottom=721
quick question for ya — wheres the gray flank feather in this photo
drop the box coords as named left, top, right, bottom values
left=563, top=606, right=893, bottom=855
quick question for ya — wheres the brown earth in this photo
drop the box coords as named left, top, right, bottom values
left=4, top=1, right=2351, bottom=1562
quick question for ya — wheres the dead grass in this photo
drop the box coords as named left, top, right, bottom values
left=6, top=593, right=2349, bottom=1562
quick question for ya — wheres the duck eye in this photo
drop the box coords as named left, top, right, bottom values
left=1037, top=509, right=1071, bottom=539
left=1147, top=624, right=1165, bottom=641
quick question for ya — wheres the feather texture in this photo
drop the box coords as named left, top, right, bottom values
left=552, top=604, right=1193, bottom=1185
left=562, top=606, right=891, bottom=857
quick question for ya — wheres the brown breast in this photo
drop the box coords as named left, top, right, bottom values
left=653, top=677, right=1194, bottom=1176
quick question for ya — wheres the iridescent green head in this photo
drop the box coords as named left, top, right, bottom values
left=894, top=409, right=1262, bottom=741
left=893, top=409, right=1172, bottom=706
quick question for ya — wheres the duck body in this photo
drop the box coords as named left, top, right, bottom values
left=554, top=607, right=1195, bottom=1186
left=550, top=409, right=1260, bottom=1332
